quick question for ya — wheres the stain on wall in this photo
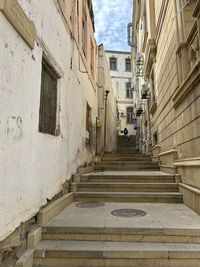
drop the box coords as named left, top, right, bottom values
left=6, top=116, right=23, bottom=141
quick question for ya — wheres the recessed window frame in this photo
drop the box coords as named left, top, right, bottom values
left=125, top=58, right=131, bottom=71
left=126, top=82, right=133, bottom=98
left=109, top=57, right=117, bottom=71
left=82, top=6, right=87, bottom=58
left=39, top=57, right=60, bottom=136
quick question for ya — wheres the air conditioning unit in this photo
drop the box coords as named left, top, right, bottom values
left=141, top=85, right=149, bottom=99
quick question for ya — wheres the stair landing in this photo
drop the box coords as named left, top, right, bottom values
left=43, top=201, right=200, bottom=232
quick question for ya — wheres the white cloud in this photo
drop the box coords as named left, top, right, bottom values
left=93, top=0, right=133, bottom=51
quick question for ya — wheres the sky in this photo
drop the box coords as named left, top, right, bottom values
left=93, top=0, right=133, bottom=52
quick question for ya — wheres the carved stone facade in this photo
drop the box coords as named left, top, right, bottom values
left=133, top=0, right=200, bottom=213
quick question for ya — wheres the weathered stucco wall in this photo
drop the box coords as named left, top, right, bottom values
left=97, top=45, right=117, bottom=153
left=0, top=0, right=97, bottom=241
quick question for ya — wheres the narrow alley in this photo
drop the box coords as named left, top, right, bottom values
left=1, top=0, right=200, bottom=267
left=32, top=140, right=200, bottom=267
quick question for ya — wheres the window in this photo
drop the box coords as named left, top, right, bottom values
left=82, top=7, right=87, bottom=57
left=125, top=58, right=131, bottom=71
left=90, top=38, right=94, bottom=78
left=39, top=60, right=58, bottom=135
left=127, top=107, right=134, bottom=124
left=153, top=131, right=158, bottom=146
left=150, top=69, right=156, bottom=102
left=110, top=57, right=117, bottom=70
left=126, top=82, right=133, bottom=98
left=149, top=67, right=157, bottom=115
left=86, top=103, right=92, bottom=146
left=86, top=103, right=91, bottom=132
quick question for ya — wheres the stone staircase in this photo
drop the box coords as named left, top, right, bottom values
left=33, top=144, right=200, bottom=267
left=75, top=151, right=182, bottom=203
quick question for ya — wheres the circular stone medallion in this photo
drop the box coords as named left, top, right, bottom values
left=111, top=209, right=147, bottom=218
left=75, top=201, right=105, bottom=208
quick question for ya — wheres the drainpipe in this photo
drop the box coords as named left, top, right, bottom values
left=146, top=99, right=152, bottom=153
left=127, top=23, right=135, bottom=47
left=104, top=90, right=110, bottom=151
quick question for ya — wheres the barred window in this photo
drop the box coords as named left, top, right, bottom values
left=39, top=60, right=57, bottom=135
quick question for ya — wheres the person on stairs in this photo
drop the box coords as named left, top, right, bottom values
left=124, top=127, right=129, bottom=142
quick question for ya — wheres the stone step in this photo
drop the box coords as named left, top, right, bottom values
left=103, top=156, right=152, bottom=161
left=94, top=165, right=159, bottom=171
left=77, top=182, right=179, bottom=192
left=104, top=153, right=150, bottom=157
left=117, top=146, right=135, bottom=150
left=81, top=174, right=175, bottom=183
left=116, top=150, right=141, bottom=154
left=42, top=226, right=200, bottom=243
left=74, top=192, right=183, bottom=203
left=117, top=147, right=137, bottom=150
left=34, top=240, right=200, bottom=267
left=117, top=149, right=137, bottom=153
left=96, top=161, right=157, bottom=166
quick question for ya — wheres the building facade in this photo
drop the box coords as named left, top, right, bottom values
left=132, top=0, right=200, bottom=214
left=105, top=50, right=135, bottom=139
left=0, top=0, right=98, bottom=263
left=97, top=45, right=118, bottom=154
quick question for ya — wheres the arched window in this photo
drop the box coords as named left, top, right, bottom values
left=127, top=107, right=133, bottom=124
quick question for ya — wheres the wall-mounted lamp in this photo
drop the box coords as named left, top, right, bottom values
left=104, top=90, right=110, bottom=100
left=104, top=89, right=110, bottom=151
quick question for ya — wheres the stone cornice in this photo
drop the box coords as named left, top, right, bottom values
left=174, top=157, right=200, bottom=167
left=159, top=149, right=178, bottom=157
